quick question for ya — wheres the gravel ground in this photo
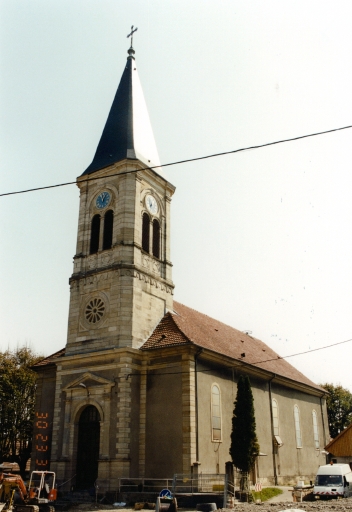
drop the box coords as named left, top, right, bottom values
left=220, top=498, right=352, bottom=511
left=70, top=498, right=352, bottom=512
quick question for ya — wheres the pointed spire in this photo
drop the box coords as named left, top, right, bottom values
left=82, top=37, right=161, bottom=176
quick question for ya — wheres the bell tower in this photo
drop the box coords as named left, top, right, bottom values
left=65, top=42, right=175, bottom=356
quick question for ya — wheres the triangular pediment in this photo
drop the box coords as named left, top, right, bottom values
left=63, top=372, right=114, bottom=392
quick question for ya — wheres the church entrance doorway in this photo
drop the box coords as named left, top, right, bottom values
left=76, top=405, right=101, bottom=490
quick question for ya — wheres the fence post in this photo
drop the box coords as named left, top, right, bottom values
left=223, top=474, right=228, bottom=508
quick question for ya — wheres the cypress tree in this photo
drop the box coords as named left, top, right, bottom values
left=230, top=375, right=260, bottom=489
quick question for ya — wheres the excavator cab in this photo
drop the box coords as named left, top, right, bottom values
left=28, top=473, right=56, bottom=503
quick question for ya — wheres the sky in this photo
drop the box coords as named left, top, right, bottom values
left=1, top=1, right=352, bottom=391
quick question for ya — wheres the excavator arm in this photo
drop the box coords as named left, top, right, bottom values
left=0, top=473, right=28, bottom=503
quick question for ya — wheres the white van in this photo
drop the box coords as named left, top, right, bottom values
left=314, top=463, right=352, bottom=499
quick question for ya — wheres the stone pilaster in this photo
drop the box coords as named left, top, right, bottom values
left=50, top=369, right=63, bottom=462
left=138, top=360, right=147, bottom=477
left=115, top=357, right=132, bottom=476
left=182, top=355, right=197, bottom=473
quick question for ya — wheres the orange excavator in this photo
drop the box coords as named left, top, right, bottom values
left=0, top=470, right=56, bottom=512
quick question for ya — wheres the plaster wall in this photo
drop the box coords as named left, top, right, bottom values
left=197, top=365, right=274, bottom=480
left=145, top=367, right=183, bottom=478
left=197, top=362, right=235, bottom=474
left=196, top=360, right=328, bottom=485
left=270, top=383, right=328, bottom=484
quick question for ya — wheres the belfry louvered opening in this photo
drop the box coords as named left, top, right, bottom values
left=90, top=215, right=100, bottom=254
left=152, top=219, right=160, bottom=258
left=142, top=212, right=150, bottom=253
left=103, top=210, right=114, bottom=250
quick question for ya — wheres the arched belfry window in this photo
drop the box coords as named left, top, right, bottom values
left=152, top=219, right=160, bottom=258
left=142, top=213, right=150, bottom=253
left=211, top=384, right=222, bottom=441
left=103, top=210, right=114, bottom=250
left=90, top=214, right=100, bottom=254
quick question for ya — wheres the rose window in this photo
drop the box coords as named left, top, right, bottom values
left=85, top=298, right=105, bottom=324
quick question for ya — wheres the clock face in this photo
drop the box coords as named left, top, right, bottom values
left=96, top=191, right=111, bottom=209
left=146, top=194, right=158, bottom=215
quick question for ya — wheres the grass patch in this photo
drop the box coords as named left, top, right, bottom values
left=252, top=487, right=283, bottom=502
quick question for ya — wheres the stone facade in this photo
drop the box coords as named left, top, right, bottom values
left=66, top=162, right=175, bottom=356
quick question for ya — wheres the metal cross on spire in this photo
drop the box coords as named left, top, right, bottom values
left=127, top=25, right=138, bottom=48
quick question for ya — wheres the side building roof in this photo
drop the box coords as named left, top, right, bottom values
left=325, top=422, right=352, bottom=456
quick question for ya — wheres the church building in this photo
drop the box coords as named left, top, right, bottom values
left=32, top=39, right=329, bottom=490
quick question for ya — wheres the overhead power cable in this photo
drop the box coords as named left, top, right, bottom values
left=1, top=123, right=352, bottom=197
left=249, top=336, right=352, bottom=366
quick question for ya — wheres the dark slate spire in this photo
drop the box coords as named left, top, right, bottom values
left=82, top=45, right=160, bottom=176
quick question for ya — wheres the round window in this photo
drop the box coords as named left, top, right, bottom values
left=85, top=297, right=105, bottom=324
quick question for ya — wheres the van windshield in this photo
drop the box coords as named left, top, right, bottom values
left=315, top=475, right=343, bottom=486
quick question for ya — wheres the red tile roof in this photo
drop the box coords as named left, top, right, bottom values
left=32, top=348, right=65, bottom=368
left=142, top=301, right=323, bottom=392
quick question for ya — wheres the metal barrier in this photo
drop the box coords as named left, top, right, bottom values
left=118, top=478, right=174, bottom=494
left=172, top=474, right=228, bottom=508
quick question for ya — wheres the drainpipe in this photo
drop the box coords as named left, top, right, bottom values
left=194, top=348, right=202, bottom=463
left=320, top=394, right=328, bottom=458
left=268, top=374, right=278, bottom=485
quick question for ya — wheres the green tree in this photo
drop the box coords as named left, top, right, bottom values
left=230, top=375, right=260, bottom=491
left=0, top=347, right=42, bottom=476
left=320, top=383, right=352, bottom=439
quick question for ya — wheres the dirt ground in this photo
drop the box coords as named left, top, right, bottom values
left=70, top=497, right=352, bottom=512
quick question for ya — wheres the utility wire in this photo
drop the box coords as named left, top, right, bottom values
left=249, top=336, right=352, bottom=366
left=1, top=123, right=352, bottom=198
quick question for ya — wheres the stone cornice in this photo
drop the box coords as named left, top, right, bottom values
left=69, top=262, right=174, bottom=293
left=57, top=346, right=143, bottom=366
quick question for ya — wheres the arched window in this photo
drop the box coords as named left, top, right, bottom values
left=90, top=214, right=100, bottom=254
left=312, top=410, right=320, bottom=449
left=294, top=405, right=302, bottom=448
left=142, top=213, right=150, bottom=253
left=152, top=219, right=160, bottom=258
left=211, top=384, right=221, bottom=441
left=103, top=210, right=114, bottom=250
left=272, top=399, right=279, bottom=436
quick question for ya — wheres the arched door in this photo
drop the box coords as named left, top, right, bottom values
left=76, top=405, right=100, bottom=490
